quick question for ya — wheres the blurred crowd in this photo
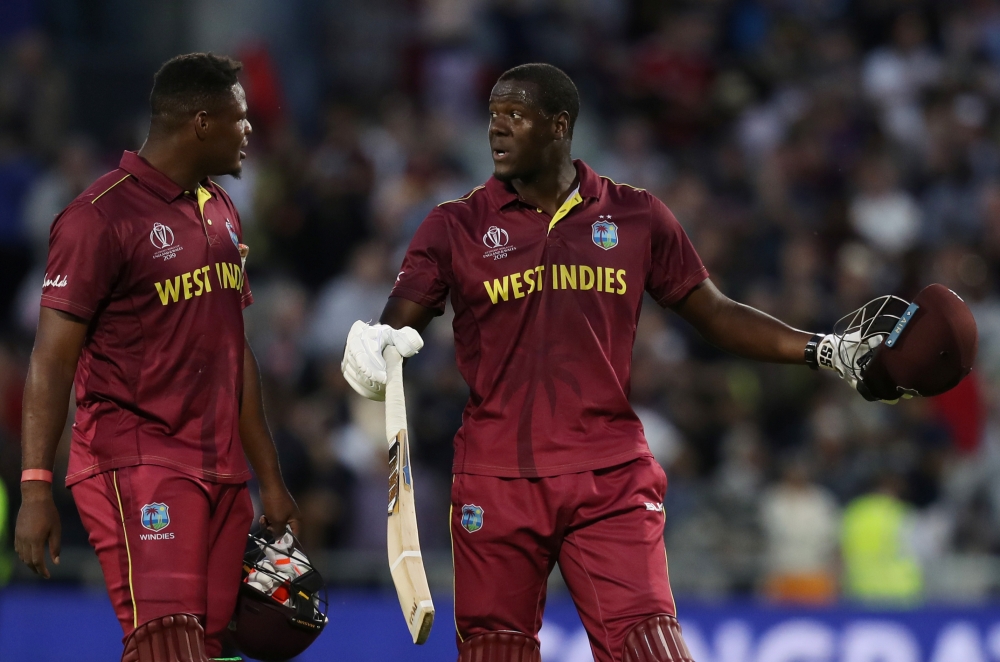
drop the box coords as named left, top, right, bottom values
left=3, top=0, right=1000, bottom=602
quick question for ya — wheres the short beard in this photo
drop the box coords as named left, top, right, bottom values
left=493, top=168, right=515, bottom=183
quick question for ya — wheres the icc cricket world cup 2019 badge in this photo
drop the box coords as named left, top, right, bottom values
left=461, top=504, right=484, bottom=533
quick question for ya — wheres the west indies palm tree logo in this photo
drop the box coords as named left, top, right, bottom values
left=140, top=503, right=170, bottom=532
left=461, top=504, right=484, bottom=533
left=592, top=216, right=618, bottom=250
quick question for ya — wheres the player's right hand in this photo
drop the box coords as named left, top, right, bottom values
left=14, top=482, right=62, bottom=579
left=341, top=320, right=423, bottom=401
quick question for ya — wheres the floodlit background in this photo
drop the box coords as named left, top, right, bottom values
left=2, top=0, right=1000, bottom=660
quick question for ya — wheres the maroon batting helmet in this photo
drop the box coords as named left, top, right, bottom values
left=229, top=530, right=328, bottom=661
left=837, top=284, right=979, bottom=401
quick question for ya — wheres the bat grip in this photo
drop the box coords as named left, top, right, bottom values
left=383, top=345, right=408, bottom=441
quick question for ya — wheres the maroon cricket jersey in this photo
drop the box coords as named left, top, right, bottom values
left=41, top=152, right=253, bottom=486
left=391, top=160, right=708, bottom=477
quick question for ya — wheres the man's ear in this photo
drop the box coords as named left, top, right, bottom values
left=553, top=111, right=571, bottom=141
left=193, top=110, right=210, bottom=141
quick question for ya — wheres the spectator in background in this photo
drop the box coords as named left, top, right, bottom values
left=841, top=472, right=923, bottom=604
left=0, top=126, right=37, bottom=327
left=307, top=240, right=394, bottom=359
left=861, top=9, right=942, bottom=151
left=23, top=137, right=101, bottom=260
left=760, top=454, right=840, bottom=604
left=0, top=30, right=68, bottom=158
left=597, top=116, right=674, bottom=195
left=849, top=153, right=922, bottom=257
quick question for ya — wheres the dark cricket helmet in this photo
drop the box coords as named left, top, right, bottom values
left=229, top=530, right=328, bottom=661
left=833, top=284, right=978, bottom=401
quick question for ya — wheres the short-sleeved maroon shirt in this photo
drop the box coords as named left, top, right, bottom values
left=391, top=160, right=708, bottom=478
left=41, top=152, right=253, bottom=486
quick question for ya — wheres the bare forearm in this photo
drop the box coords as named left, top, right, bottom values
left=699, top=298, right=812, bottom=363
left=673, top=280, right=813, bottom=364
left=380, top=296, right=436, bottom=332
left=239, top=340, right=285, bottom=491
left=21, top=356, right=76, bottom=472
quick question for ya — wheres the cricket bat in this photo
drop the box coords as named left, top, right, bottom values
left=383, top=345, right=435, bottom=645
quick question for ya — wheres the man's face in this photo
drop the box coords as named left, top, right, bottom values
left=204, top=83, right=251, bottom=178
left=488, top=80, right=557, bottom=183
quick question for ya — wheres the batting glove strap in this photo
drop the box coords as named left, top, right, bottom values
left=804, top=333, right=824, bottom=370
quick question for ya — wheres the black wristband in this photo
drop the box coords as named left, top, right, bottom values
left=804, top=333, right=824, bottom=370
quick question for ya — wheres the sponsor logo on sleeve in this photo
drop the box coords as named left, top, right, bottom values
left=645, top=502, right=664, bottom=512
left=592, top=216, right=618, bottom=250
left=42, top=273, right=68, bottom=289
left=482, top=225, right=516, bottom=260
left=461, top=504, right=484, bottom=533
left=150, top=222, right=183, bottom=261
left=139, top=502, right=175, bottom=540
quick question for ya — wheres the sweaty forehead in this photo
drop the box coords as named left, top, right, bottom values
left=489, top=80, right=541, bottom=108
left=231, top=83, right=247, bottom=112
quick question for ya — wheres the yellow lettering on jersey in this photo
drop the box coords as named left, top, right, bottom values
left=511, top=272, right=525, bottom=299
left=560, top=264, right=577, bottom=290
left=214, top=262, right=243, bottom=290
left=192, top=268, right=204, bottom=297
left=522, top=268, right=535, bottom=295
left=155, top=276, right=182, bottom=305
left=485, top=266, right=627, bottom=304
left=157, top=266, right=219, bottom=305
left=484, top=276, right=510, bottom=304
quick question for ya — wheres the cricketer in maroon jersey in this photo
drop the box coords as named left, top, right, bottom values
left=343, top=63, right=854, bottom=662
left=44, top=150, right=253, bottom=487
left=392, top=160, right=707, bottom=477
left=15, top=54, right=299, bottom=662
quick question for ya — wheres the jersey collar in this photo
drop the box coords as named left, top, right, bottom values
left=486, top=159, right=602, bottom=211
left=118, top=151, right=212, bottom=203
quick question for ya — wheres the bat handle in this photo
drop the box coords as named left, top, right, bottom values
left=383, top=345, right=407, bottom=441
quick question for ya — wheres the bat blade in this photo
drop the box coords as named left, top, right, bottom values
left=384, top=346, right=435, bottom=644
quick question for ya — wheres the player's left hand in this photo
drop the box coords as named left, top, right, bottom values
left=259, top=485, right=301, bottom=538
left=341, top=320, right=424, bottom=401
left=816, top=332, right=902, bottom=404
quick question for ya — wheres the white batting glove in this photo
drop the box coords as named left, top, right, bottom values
left=341, top=320, right=423, bottom=401
left=817, top=332, right=901, bottom=404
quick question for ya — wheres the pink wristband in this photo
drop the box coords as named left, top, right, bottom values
left=21, top=469, right=53, bottom=483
